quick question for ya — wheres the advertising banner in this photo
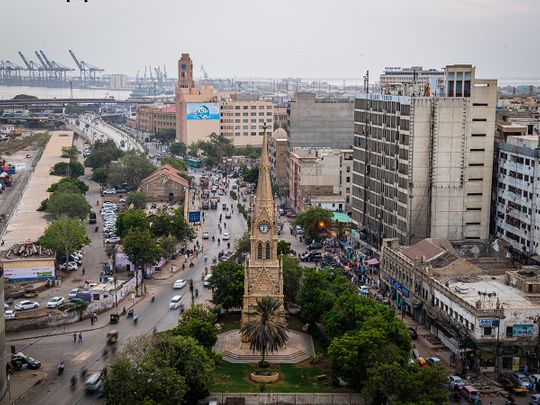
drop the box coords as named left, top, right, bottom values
left=186, top=103, right=220, bottom=120
left=188, top=211, right=201, bottom=223
left=512, top=356, right=520, bottom=371
left=4, top=265, right=55, bottom=281
left=479, top=319, right=499, bottom=328
left=512, top=324, right=533, bottom=337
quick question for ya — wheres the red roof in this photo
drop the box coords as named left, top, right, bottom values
left=140, top=164, right=189, bottom=189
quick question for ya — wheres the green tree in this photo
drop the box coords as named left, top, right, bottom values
left=160, top=156, right=187, bottom=171
left=170, top=305, right=219, bottom=350
left=61, top=145, right=80, bottom=161
left=277, top=240, right=291, bottom=256
left=297, top=267, right=340, bottom=324
left=51, top=161, right=85, bottom=178
left=47, top=177, right=88, bottom=194
left=169, top=141, right=187, bottom=157
left=282, top=256, right=302, bottom=305
left=155, top=128, right=176, bottom=144
left=126, top=191, right=146, bottom=209
left=159, top=235, right=178, bottom=259
left=234, top=232, right=250, bottom=256
left=294, top=206, right=333, bottom=242
left=240, top=297, right=289, bottom=368
left=242, top=166, right=259, bottom=186
left=150, top=208, right=195, bottom=242
left=85, top=139, right=123, bottom=170
left=122, top=228, right=163, bottom=270
left=115, top=209, right=149, bottom=239
left=209, top=260, right=244, bottom=312
left=92, top=167, right=107, bottom=184
left=47, top=191, right=91, bottom=220
left=362, top=362, right=448, bottom=405
left=12, top=94, right=38, bottom=100
left=105, top=334, right=214, bottom=404
left=187, top=141, right=201, bottom=157
left=197, top=133, right=234, bottom=165
left=107, top=150, right=155, bottom=188
left=39, top=216, right=90, bottom=268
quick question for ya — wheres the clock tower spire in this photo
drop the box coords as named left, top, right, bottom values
left=241, top=123, right=285, bottom=332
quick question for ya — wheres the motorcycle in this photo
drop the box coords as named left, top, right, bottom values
left=195, top=289, right=199, bottom=297
left=58, top=361, right=65, bottom=376
left=127, top=309, right=134, bottom=319
left=133, top=315, right=138, bottom=325
left=70, top=376, right=77, bottom=391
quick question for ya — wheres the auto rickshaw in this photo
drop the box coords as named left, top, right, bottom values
left=109, top=313, right=119, bottom=324
left=106, top=330, right=118, bottom=346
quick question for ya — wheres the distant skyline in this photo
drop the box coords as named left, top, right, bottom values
left=2, top=0, right=539, bottom=82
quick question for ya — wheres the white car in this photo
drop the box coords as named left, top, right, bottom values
left=102, top=189, right=116, bottom=195
left=47, top=296, right=65, bottom=308
left=203, top=274, right=212, bottom=287
left=15, top=300, right=39, bottom=311
left=59, top=261, right=78, bottom=271
left=4, top=310, right=15, bottom=320
left=222, top=232, right=230, bottom=240
left=105, top=236, right=121, bottom=244
left=173, top=279, right=187, bottom=289
left=358, top=285, right=369, bottom=295
left=69, top=288, right=80, bottom=300
left=169, top=295, right=183, bottom=310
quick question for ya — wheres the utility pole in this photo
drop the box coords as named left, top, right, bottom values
left=363, top=70, right=369, bottom=94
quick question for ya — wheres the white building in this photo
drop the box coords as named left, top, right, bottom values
left=352, top=64, right=497, bottom=250
left=495, top=135, right=540, bottom=259
left=379, top=66, right=445, bottom=97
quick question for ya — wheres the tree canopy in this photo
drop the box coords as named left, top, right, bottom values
left=107, top=150, right=155, bottom=188
left=294, top=206, right=333, bottom=242
left=47, top=177, right=88, bottom=194
left=155, top=128, right=176, bottom=144
left=242, top=166, right=259, bottom=187
left=116, top=209, right=149, bottom=238
left=282, top=255, right=302, bottom=306
left=150, top=208, right=195, bottom=242
left=169, top=141, right=187, bottom=157
left=47, top=191, right=91, bottom=220
left=51, top=161, right=85, bottom=178
left=61, top=145, right=80, bottom=161
left=39, top=216, right=90, bottom=265
left=84, top=139, right=124, bottom=170
left=277, top=240, right=291, bottom=256
left=122, top=228, right=163, bottom=269
left=126, top=191, right=146, bottom=209
left=193, top=133, right=234, bottom=166
left=209, top=260, right=244, bottom=312
left=160, top=156, right=187, bottom=171
left=168, top=304, right=219, bottom=350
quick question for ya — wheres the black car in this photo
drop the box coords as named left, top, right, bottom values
left=11, top=352, right=41, bottom=370
left=301, top=252, right=323, bottom=262
left=408, top=327, right=418, bottom=340
left=308, top=243, right=322, bottom=251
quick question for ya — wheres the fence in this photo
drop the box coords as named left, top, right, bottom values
left=205, top=393, right=364, bottom=405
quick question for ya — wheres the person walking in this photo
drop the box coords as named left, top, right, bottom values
left=78, top=331, right=83, bottom=343
left=82, top=267, right=85, bottom=276
left=93, top=312, right=97, bottom=323
left=73, top=332, right=77, bottom=343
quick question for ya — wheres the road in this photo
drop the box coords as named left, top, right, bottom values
left=7, top=169, right=247, bottom=404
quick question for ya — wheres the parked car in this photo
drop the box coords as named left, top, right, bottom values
left=294, top=225, right=304, bottom=235
left=203, top=274, right=212, bottom=287
left=530, top=393, right=540, bottom=405
left=59, top=261, right=78, bottom=271
left=173, top=279, right=186, bottom=289
left=300, top=252, right=322, bottom=262
left=84, top=372, right=104, bottom=395
left=11, top=352, right=41, bottom=370
left=105, top=236, right=121, bottom=245
left=308, top=242, right=322, bottom=251
left=358, top=285, right=370, bottom=295
left=4, top=310, right=15, bottom=320
left=169, top=295, right=183, bottom=310
left=426, top=357, right=443, bottom=367
left=102, top=188, right=116, bottom=195
left=407, top=327, right=418, bottom=340
left=202, top=232, right=210, bottom=240
left=225, top=211, right=231, bottom=219
left=513, top=373, right=533, bottom=390
left=15, top=300, right=39, bottom=311
left=459, top=385, right=480, bottom=402
left=278, top=208, right=285, bottom=216
left=447, top=375, right=465, bottom=391
left=47, top=296, right=65, bottom=308
left=529, top=374, right=540, bottom=392
left=222, top=232, right=230, bottom=240
left=69, top=288, right=81, bottom=300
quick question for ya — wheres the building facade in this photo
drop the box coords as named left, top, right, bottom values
left=381, top=237, right=540, bottom=373
left=495, top=135, right=540, bottom=259
left=379, top=66, right=445, bottom=97
left=289, top=147, right=352, bottom=213
left=269, top=128, right=289, bottom=198
left=220, top=99, right=274, bottom=147
left=135, top=104, right=176, bottom=133
left=138, top=164, right=189, bottom=203
left=352, top=64, right=497, bottom=250
left=287, top=92, right=354, bottom=150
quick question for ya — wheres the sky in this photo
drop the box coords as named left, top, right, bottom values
left=2, top=0, right=539, bottom=81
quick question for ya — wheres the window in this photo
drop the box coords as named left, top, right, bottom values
left=470, top=148, right=485, bottom=152
left=467, top=192, right=483, bottom=196
left=265, top=242, right=271, bottom=260
left=506, top=326, right=513, bottom=337
left=472, top=118, right=487, bottom=122
left=257, top=242, right=263, bottom=260
left=471, top=133, right=486, bottom=137
left=466, top=222, right=481, bottom=225
left=469, top=178, right=483, bottom=181
left=483, top=327, right=492, bottom=336
left=469, top=163, right=484, bottom=167
left=473, top=103, right=488, bottom=107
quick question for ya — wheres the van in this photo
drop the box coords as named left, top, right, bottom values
left=460, top=385, right=480, bottom=402
left=89, top=211, right=97, bottom=224
left=203, top=274, right=212, bottom=288
left=169, top=295, right=182, bottom=310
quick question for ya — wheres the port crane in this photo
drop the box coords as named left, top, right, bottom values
left=68, top=50, right=104, bottom=82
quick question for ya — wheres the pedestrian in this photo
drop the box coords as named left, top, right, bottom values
left=78, top=331, right=83, bottom=343
left=93, top=312, right=97, bottom=322
left=73, top=332, right=77, bottom=343
left=90, top=316, right=94, bottom=326
left=82, top=267, right=85, bottom=276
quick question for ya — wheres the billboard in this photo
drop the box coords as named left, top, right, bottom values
left=479, top=319, right=499, bottom=328
left=3, top=261, right=55, bottom=281
left=186, top=103, right=220, bottom=121
left=512, top=324, right=533, bottom=337
left=188, top=211, right=201, bottom=223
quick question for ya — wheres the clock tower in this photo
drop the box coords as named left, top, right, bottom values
left=241, top=125, right=284, bottom=331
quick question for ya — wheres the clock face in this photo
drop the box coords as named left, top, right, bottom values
left=258, top=221, right=271, bottom=234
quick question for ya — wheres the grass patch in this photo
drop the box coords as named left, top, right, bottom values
left=0, top=132, right=50, bottom=155
left=211, top=361, right=350, bottom=393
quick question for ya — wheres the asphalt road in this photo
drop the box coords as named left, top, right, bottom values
left=7, top=170, right=247, bottom=404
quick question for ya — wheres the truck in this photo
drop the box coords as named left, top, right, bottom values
left=210, top=198, right=218, bottom=209
left=201, top=200, right=209, bottom=210
left=200, top=176, right=209, bottom=187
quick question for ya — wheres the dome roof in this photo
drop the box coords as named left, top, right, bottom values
left=272, top=127, right=287, bottom=140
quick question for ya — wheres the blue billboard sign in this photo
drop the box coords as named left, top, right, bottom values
left=512, top=324, right=533, bottom=337
left=186, top=103, right=220, bottom=120
left=390, top=278, right=409, bottom=298
left=479, top=319, right=499, bottom=328
left=188, top=211, right=201, bottom=223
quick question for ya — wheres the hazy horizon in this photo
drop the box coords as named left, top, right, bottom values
left=2, top=0, right=539, bottom=82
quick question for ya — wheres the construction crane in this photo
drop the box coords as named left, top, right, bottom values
left=0, top=60, right=24, bottom=81
left=34, top=51, right=52, bottom=78
left=18, top=51, right=41, bottom=79
left=39, top=50, right=73, bottom=80
left=200, top=65, right=209, bottom=81
left=68, top=50, right=104, bottom=82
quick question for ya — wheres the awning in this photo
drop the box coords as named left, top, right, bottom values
left=366, top=258, right=379, bottom=265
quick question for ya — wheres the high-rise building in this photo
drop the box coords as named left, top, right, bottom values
left=178, top=53, right=194, bottom=90
left=135, top=104, right=176, bottom=134
left=352, top=64, right=497, bottom=250
left=269, top=128, right=289, bottom=198
left=287, top=92, right=354, bottom=150
left=220, top=99, right=274, bottom=146
left=379, top=66, right=445, bottom=96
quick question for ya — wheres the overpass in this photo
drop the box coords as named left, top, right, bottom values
left=0, top=98, right=147, bottom=108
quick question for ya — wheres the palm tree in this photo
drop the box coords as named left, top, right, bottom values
left=240, top=297, right=288, bottom=368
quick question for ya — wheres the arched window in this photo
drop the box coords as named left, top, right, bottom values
left=265, top=242, right=271, bottom=260
left=257, top=242, right=263, bottom=260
